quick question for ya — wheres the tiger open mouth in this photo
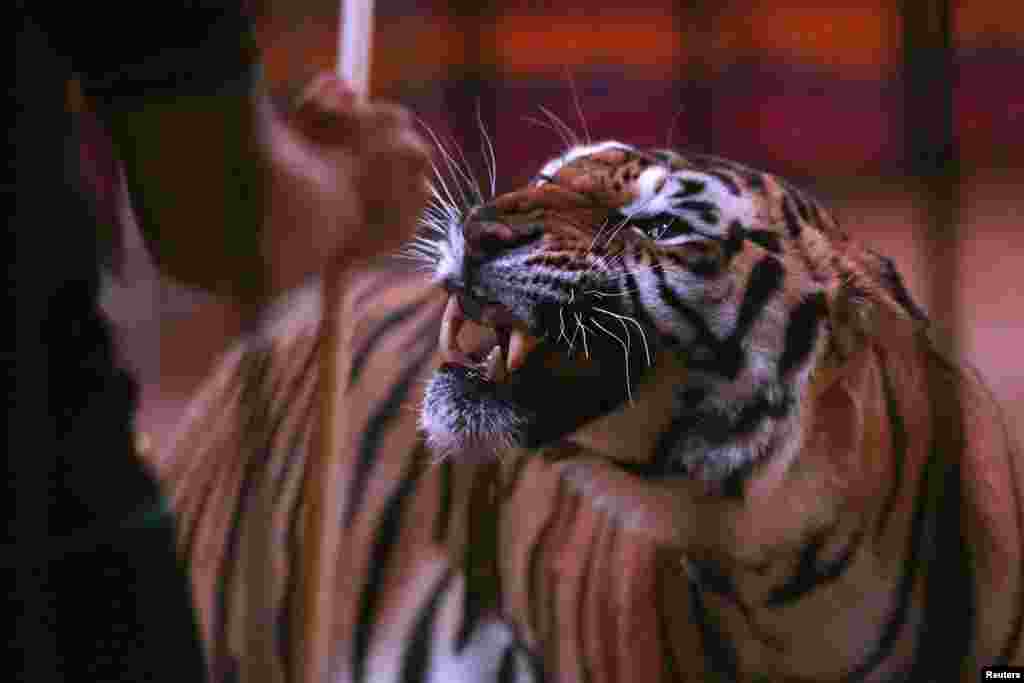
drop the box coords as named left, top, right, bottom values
left=423, top=288, right=645, bottom=459
left=439, top=294, right=546, bottom=384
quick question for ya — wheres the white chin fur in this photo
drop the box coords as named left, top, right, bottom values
left=419, top=372, right=528, bottom=462
left=421, top=429, right=518, bottom=464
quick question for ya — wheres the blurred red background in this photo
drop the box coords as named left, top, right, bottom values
left=98, top=0, right=1024, bottom=454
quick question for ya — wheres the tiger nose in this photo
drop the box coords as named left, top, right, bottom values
left=463, top=206, right=542, bottom=261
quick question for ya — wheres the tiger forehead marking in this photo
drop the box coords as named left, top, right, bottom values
left=534, top=142, right=764, bottom=247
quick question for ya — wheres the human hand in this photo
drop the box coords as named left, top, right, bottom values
left=260, top=72, right=432, bottom=294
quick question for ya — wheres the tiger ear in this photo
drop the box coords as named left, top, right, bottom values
left=815, top=278, right=929, bottom=397
left=825, top=278, right=923, bottom=361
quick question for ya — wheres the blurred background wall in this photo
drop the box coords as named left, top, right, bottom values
left=99, top=0, right=1023, bottom=453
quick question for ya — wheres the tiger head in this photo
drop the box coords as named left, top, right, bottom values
left=416, top=140, right=925, bottom=488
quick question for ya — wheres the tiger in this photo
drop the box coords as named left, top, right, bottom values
left=159, top=138, right=1023, bottom=682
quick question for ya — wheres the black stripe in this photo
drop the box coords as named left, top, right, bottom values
left=778, top=292, right=826, bottom=376
left=781, top=195, right=803, bottom=237
left=641, top=235, right=785, bottom=382
left=456, top=465, right=501, bottom=653
left=344, top=339, right=436, bottom=528
left=432, top=459, right=454, bottom=544
left=649, top=257, right=720, bottom=350
left=684, top=253, right=722, bottom=278
left=277, top=400, right=319, bottom=682
left=842, top=425, right=937, bottom=682
left=278, top=442, right=306, bottom=683
left=764, top=527, right=864, bottom=607
left=906, top=351, right=975, bottom=678
left=651, top=387, right=791, bottom=476
left=663, top=249, right=722, bottom=279
left=690, top=558, right=739, bottom=598
left=675, top=255, right=784, bottom=380
left=349, top=297, right=430, bottom=383
left=655, top=556, right=684, bottom=682
left=689, top=154, right=765, bottom=192
left=650, top=388, right=709, bottom=474
left=734, top=256, right=785, bottom=339
left=212, top=353, right=274, bottom=681
left=723, top=221, right=745, bottom=260
left=706, top=387, right=794, bottom=445
left=527, top=481, right=564, bottom=637
left=675, top=199, right=720, bottom=225
left=272, top=335, right=323, bottom=499
left=720, top=458, right=756, bottom=499
left=496, top=644, right=519, bottom=683
left=690, top=581, right=740, bottom=680
left=353, top=458, right=427, bottom=683
left=619, top=267, right=661, bottom=340
left=872, top=251, right=929, bottom=323
left=874, top=360, right=907, bottom=541
left=746, top=172, right=766, bottom=192
left=237, top=346, right=317, bottom=682
left=906, top=457, right=973, bottom=680
left=524, top=253, right=593, bottom=272
left=687, top=342, right=745, bottom=380
left=267, top=350, right=322, bottom=679
left=668, top=178, right=707, bottom=199
left=745, top=229, right=782, bottom=254
left=398, top=569, right=454, bottom=683
left=788, top=186, right=814, bottom=222
left=575, top=514, right=598, bottom=683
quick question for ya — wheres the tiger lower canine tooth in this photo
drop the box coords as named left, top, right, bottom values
left=507, top=330, right=542, bottom=373
left=485, top=346, right=506, bottom=382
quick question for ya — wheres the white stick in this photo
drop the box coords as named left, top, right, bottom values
left=337, top=0, right=375, bottom=97
left=304, top=3, right=376, bottom=681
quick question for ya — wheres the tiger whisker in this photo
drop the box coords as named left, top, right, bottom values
left=538, top=105, right=582, bottom=149
left=417, top=123, right=470, bottom=210
left=599, top=248, right=631, bottom=270
left=448, top=129, right=486, bottom=206
left=594, top=307, right=652, bottom=368
left=597, top=191, right=662, bottom=257
left=599, top=211, right=640, bottom=253
left=416, top=119, right=482, bottom=210
left=664, top=100, right=687, bottom=150
left=564, top=68, right=592, bottom=146
left=424, top=173, right=462, bottom=225
left=522, top=116, right=575, bottom=150
left=587, top=218, right=611, bottom=255
left=475, top=103, right=498, bottom=199
left=591, top=318, right=633, bottom=405
left=573, top=313, right=590, bottom=360
left=558, top=306, right=574, bottom=355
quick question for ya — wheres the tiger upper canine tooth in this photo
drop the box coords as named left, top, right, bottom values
left=440, top=296, right=473, bottom=365
left=507, top=330, right=542, bottom=373
left=485, top=345, right=506, bottom=383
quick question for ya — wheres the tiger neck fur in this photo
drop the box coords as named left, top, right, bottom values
left=501, top=332, right=926, bottom=679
